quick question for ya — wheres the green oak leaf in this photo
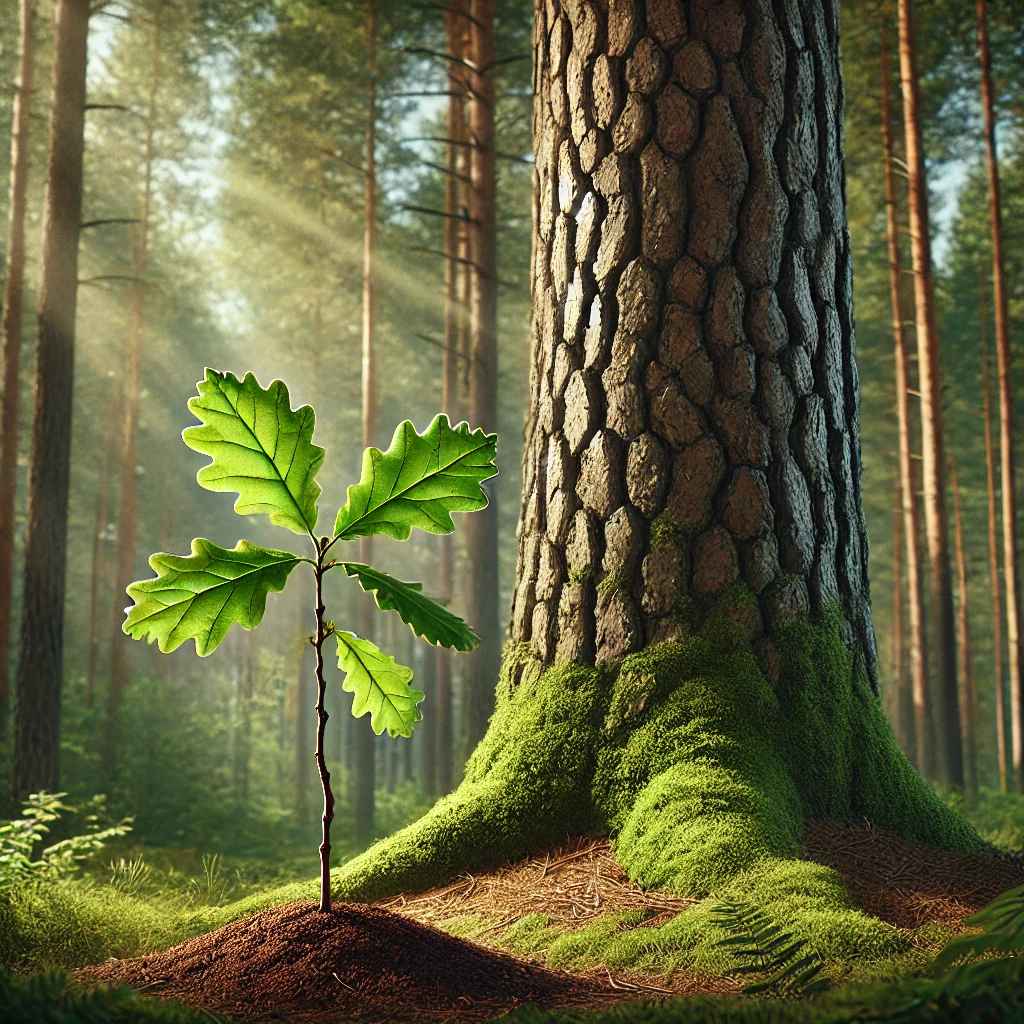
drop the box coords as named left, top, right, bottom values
left=183, top=368, right=325, bottom=535
left=334, top=415, right=497, bottom=541
left=123, top=539, right=300, bottom=656
left=338, top=562, right=479, bottom=651
left=336, top=632, right=423, bottom=738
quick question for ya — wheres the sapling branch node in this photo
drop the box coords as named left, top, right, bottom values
left=122, top=368, right=497, bottom=911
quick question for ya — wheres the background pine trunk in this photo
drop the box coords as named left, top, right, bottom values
left=464, top=0, right=500, bottom=750
left=354, top=0, right=378, bottom=846
left=896, top=0, right=962, bottom=788
left=0, top=0, right=35, bottom=743
left=12, top=0, right=89, bottom=803
left=976, top=0, right=1022, bottom=792
left=881, top=27, right=925, bottom=770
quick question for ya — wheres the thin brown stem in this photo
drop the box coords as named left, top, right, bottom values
left=313, top=541, right=335, bottom=914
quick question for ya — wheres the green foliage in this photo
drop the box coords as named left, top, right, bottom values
left=498, top=956, right=1024, bottom=1024
left=123, top=540, right=300, bottom=656
left=0, top=794, right=132, bottom=894
left=712, top=900, right=829, bottom=997
left=336, top=631, right=425, bottom=738
left=338, top=561, right=479, bottom=651
left=333, top=415, right=498, bottom=541
left=932, top=882, right=1024, bottom=968
left=125, top=371, right=496, bottom=734
left=0, top=969, right=224, bottom=1024
left=183, top=369, right=325, bottom=536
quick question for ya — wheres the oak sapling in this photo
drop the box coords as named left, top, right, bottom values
left=123, top=368, right=497, bottom=912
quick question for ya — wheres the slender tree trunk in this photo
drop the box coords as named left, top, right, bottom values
left=354, top=0, right=378, bottom=848
left=976, top=0, right=1022, bottom=790
left=419, top=643, right=437, bottom=795
left=513, top=0, right=876, bottom=683
left=464, top=0, right=500, bottom=748
left=295, top=592, right=310, bottom=825
left=12, top=0, right=89, bottom=803
left=982, top=329, right=1008, bottom=792
left=435, top=0, right=469, bottom=796
left=0, top=0, right=35, bottom=742
left=897, top=0, right=962, bottom=787
left=952, top=463, right=977, bottom=802
left=104, top=22, right=160, bottom=778
left=85, top=452, right=109, bottom=708
left=881, top=27, right=925, bottom=769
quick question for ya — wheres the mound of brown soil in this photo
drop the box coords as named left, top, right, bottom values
left=76, top=900, right=611, bottom=1022
left=802, top=819, right=1024, bottom=930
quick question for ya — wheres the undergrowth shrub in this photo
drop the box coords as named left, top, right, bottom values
left=0, top=969, right=223, bottom=1024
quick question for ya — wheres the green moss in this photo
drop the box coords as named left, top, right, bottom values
left=7, top=593, right=985, bottom=982
left=568, top=567, right=593, bottom=585
left=649, top=511, right=682, bottom=549
left=309, top=592, right=982, bottom=975
left=597, top=574, right=628, bottom=598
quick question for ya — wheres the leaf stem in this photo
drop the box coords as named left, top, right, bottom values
left=312, top=538, right=335, bottom=913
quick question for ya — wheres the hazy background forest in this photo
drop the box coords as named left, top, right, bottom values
left=0, top=0, right=1023, bottom=876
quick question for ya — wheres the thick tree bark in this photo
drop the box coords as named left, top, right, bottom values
left=354, top=0, right=378, bottom=847
left=976, top=0, right=1022, bottom=790
left=511, top=0, right=876, bottom=680
left=0, top=0, right=35, bottom=741
left=12, top=0, right=89, bottom=803
left=951, top=464, right=977, bottom=802
left=464, top=0, right=501, bottom=748
left=881, top=28, right=924, bottom=769
left=896, top=0, right=962, bottom=788
left=982, top=331, right=1008, bottom=792
left=105, top=22, right=160, bottom=778
left=435, top=0, right=470, bottom=796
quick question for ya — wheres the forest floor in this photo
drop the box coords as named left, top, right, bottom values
left=73, top=820, right=1024, bottom=1022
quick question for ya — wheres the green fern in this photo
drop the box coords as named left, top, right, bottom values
left=932, top=880, right=1024, bottom=969
left=712, top=900, right=829, bottom=998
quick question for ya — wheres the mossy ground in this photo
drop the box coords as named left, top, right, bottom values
left=0, top=595, right=992, bottom=985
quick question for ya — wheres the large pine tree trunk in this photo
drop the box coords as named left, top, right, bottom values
left=12, top=0, right=89, bottom=802
left=510, top=0, right=875, bottom=678
left=976, top=0, right=1022, bottom=790
left=896, top=0, right=962, bottom=788
left=0, top=0, right=35, bottom=741
left=329, top=0, right=981, bottom=914
left=880, top=27, right=925, bottom=770
left=463, top=0, right=501, bottom=749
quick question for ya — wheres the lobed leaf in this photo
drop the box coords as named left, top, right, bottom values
left=336, top=632, right=424, bottom=738
left=334, top=415, right=497, bottom=541
left=123, top=539, right=300, bottom=656
left=337, top=562, right=479, bottom=651
left=183, top=368, right=325, bottom=535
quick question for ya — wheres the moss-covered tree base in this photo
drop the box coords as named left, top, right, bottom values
left=314, top=590, right=981, bottom=974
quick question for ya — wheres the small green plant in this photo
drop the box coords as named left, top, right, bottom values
left=932, top=880, right=1024, bottom=969
left=0, top=792, right=132, bottom=893
left=123, top=369, right=497, bottom=911
left=712, top=900, right=829, bottom=998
